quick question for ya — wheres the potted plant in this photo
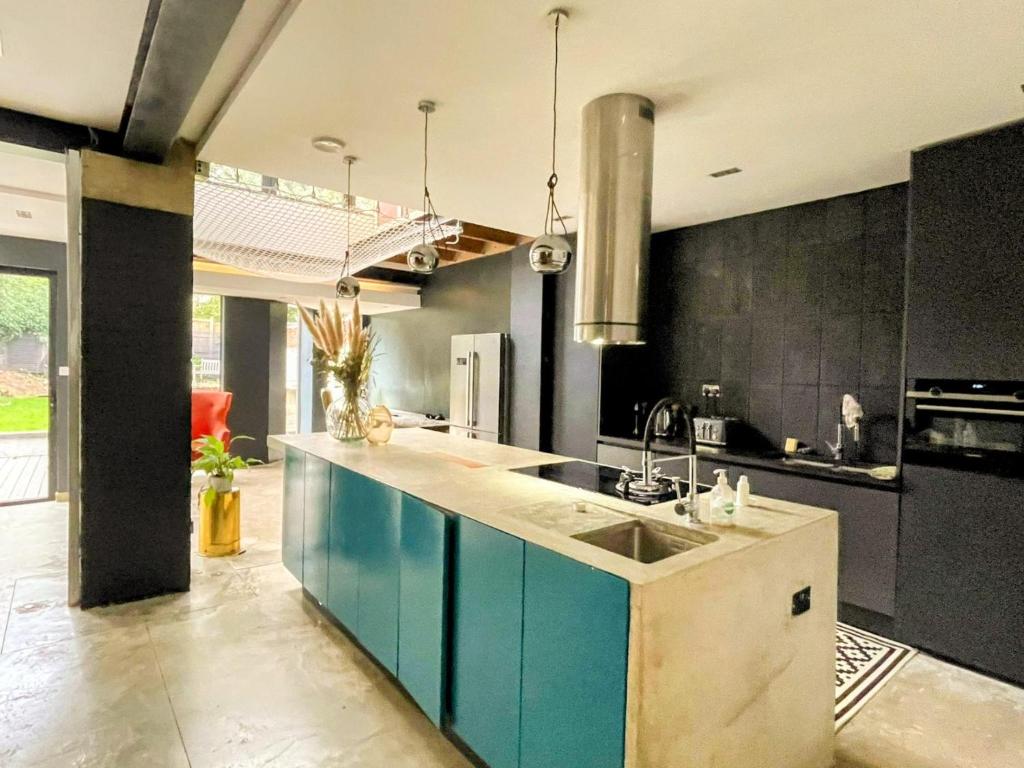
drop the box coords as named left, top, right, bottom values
left=190, top=435, right=261, bottom=557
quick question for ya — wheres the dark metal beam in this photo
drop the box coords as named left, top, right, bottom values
left=0, top=107, right=119, bottom=154
left=123, top=0, right=244, bottom=161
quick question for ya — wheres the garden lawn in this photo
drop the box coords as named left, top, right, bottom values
left=0, top=396, right=49, bottom=433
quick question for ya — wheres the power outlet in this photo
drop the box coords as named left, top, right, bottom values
left=792, top=586, right=811, bottom=616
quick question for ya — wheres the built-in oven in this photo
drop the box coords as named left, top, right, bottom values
left=903, top=379, right=1024, bottom=475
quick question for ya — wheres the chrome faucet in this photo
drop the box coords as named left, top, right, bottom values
left=636, top=398, right=701, bottom=520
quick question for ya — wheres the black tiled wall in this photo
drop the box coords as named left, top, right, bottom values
left=638, top=184, right=907, bottom=463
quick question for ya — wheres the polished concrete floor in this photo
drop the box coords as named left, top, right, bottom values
left=0, top=462, right=1021, bottom=767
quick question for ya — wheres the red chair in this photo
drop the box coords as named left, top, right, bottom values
left=191, top=391, right=233, bottom=458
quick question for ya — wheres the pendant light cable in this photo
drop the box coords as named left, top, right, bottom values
left=344, top=156, right=353, bottom=277
left=545, top=10, right=568, bottom=238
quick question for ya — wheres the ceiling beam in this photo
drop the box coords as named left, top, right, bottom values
left=122, top=0, right=244, bottom=161
left=459, top=222, right=532, bottom=247
left=0, top=108, right=119, bottom=155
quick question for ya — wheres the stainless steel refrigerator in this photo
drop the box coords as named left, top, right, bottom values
left=449, top=333, right=507, bottom=442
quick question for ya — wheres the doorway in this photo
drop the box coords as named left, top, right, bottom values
left=0, top=268, right=55, bottom=505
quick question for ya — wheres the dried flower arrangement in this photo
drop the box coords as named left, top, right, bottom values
left=297, top=298, right=378, bottom=440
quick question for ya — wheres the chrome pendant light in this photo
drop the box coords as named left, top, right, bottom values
left=406, top=100, right=444, bottom=274
left=529, top=8, right=573, bottom=275
left=336, top=155, right=362, bottom=299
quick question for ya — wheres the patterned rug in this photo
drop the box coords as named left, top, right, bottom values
left=835, top=622, right=916, bottom=730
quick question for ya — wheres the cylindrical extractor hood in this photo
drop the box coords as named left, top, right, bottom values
left=573, top=93, right=655, bottom=345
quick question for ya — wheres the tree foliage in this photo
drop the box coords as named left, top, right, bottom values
left=0, top=275, right=48, bottom=342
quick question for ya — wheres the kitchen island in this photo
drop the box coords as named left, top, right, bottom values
left=269, top=429, right=838, bottom=768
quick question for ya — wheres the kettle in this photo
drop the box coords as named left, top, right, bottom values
left=654, top=404, right=678, bottom=438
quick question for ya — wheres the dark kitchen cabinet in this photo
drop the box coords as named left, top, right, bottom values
left=698, top=462, right=899, bottom=617
left=897, top=463, right=1024, bottom=685
left=906, top=122, right=1024, bottom=379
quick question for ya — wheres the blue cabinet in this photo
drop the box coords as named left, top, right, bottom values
left=302, top=454, right=331, bottom=604
left=327, top=465, right=359, bottom=627
left=282, top=447, right=305, bottom=581
left=352, top=472, right=401, bottom=674
left=520, top=544, right=629, bottom=768
left=398, top=495, right=450, bottom=725
left=451, top=516, right=525, bottom=768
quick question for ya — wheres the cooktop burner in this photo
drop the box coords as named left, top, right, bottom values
left=510, top=461, right=678, bottom=506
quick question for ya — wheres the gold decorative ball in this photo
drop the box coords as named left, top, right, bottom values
left=365, top=404, right=395, bottom=445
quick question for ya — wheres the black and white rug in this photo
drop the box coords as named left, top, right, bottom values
left=835, top=622, right=916, bottom=730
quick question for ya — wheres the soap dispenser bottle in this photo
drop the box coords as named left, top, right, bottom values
left=710, top=469, right=736, bottom=526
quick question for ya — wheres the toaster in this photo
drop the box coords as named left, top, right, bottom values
left=693, top=416, right=739, bottom=447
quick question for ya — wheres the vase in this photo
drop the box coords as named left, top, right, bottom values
left=198, top=487, right=241, bottom=557
left=321, top=374, right=369, bottom=441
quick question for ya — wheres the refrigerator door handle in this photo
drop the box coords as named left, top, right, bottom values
left=467, top=350, right=476, bottom=427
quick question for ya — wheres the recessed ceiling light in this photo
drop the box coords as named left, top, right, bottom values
left=15, top=210, right=32, bottom=219
left=311, top=136, right=346, bottom=153
left=710, top=167, right=742, bottom=178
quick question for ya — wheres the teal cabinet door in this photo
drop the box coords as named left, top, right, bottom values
left=352, top=472, right=401, bottom=674
left=520, top=544, right=629, bottom=768
left=398, top=495, right=450, bottom=725
left=327, top=465, right=359, bottom=629
left=302, top=454, right=331, bottom=604
left=451, top=517, right=525, bottom=768
left=282, top=447, right=305, bottom=582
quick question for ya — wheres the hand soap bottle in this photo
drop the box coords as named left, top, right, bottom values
left=709, top=469, right=736, bottom=526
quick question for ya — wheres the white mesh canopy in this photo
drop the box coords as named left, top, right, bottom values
left=193, top=169, right=461, bottom=282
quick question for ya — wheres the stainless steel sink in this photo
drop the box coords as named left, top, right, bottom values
left=571, top=519, right=716, bottom=564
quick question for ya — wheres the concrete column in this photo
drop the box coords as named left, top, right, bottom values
left=67, top=142, right=195, bottom=607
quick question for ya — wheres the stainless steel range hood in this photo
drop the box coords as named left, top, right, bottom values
left=573, top=93, right=655, bottom=345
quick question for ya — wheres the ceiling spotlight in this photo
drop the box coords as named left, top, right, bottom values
left=312, top=136, right=346, bottom=154
left=15, top=210, right=32, bottom=219
left=529, top=8, right=573, bottom=275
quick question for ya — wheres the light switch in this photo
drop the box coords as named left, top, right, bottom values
left=58, top=366, right=70, bottom=377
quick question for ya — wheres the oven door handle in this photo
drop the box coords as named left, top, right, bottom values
left=907, top=390, right=1024, bottom=403
left=915, top=404, right=1024, bottom=417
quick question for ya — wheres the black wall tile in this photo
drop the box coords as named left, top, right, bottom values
left=858, top=386, right=901, bottom=464
left=720, top=317, right=752, bottom=382
left=820, top=314, right=862, bottom=386
left=865, top=183, right=908, bottom=234
left=748, top=385, right=783, bottom=447
left=783, top=313, right=822, bottom=385
left=860, top=312, right=903, bottom=389
left=824, top=194, right=865, bottom=243
left=863, top=230, right=906, bottom=314
left=784, top=244, right=822, bottom=314
left=782, top=384, right=820, bottom=448
left=750, top=315, right=785, bottom=385
left=790, top=201, right=828, bottom=243
left=752, top=244, right=787, bottom=317
left=820, top=239, right=865, bottom=313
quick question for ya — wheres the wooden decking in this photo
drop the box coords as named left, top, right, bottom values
left=0, top=437, right=47, bottom=504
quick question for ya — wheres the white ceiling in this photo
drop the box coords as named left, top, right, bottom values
left=200, top=0, right=1024, bottom=236
left=0, top=143, right=66, bottom=242
left=0, top=0, right=150, bottom=131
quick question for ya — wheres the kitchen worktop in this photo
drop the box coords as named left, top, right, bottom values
left=269, top=429, right=835, bottom=586
left=598, top=433, right=901, bottom=491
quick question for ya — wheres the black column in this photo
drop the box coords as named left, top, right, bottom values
left=222, top=297, right=286, bottom=462
left=78, top=199, right=192, bottom=606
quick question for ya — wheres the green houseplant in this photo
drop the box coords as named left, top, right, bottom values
left=191, top=435, right=261, bottom=502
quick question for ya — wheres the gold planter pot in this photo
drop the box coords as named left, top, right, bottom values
left=198, top=488, right=241, bottom=557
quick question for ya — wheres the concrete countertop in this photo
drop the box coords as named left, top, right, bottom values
left=269, top=429, right=836, bottom=586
